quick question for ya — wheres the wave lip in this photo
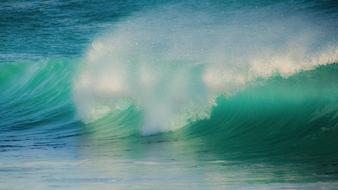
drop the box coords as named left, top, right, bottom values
left=182, top=63, right=338, bottom=157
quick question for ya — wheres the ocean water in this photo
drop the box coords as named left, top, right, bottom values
left=1, top=0, right=338, bottom=189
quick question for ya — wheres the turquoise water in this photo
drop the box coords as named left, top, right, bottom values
left=1, top=1, right=338, bottom=189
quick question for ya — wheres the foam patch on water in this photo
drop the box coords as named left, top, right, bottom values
left=73, top=5, right=338, bottom=135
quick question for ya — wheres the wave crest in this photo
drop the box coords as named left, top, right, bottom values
left=73, top=6, right=338, bottom=135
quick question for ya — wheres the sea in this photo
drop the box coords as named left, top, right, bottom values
left=1, top=0, right=338, bottom=189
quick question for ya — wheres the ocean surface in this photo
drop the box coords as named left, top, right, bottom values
left=1, top=0, right=338, bottom=189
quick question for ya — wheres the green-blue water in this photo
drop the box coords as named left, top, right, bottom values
left=1, top=1, right=338, bottom=189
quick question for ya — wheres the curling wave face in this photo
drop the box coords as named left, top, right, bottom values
left=0, top=59, right=77, bottom=130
